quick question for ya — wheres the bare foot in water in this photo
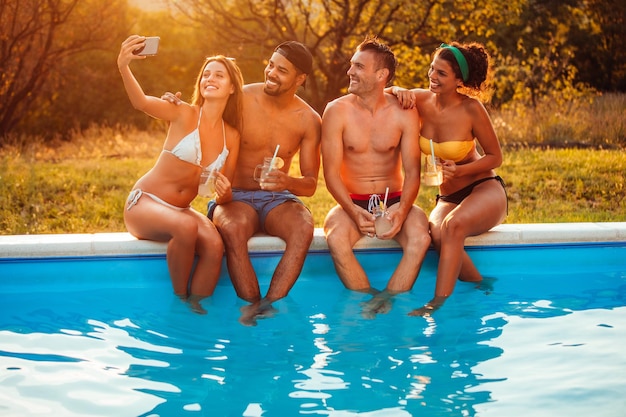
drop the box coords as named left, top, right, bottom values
left=408, top=296, right=447, bottom=317
left=408, top=304, right=437, bottom=317
left=361, top=291, right=394, bottom=319
left=475, top=277, right=496, bottom=295
left=239, top=299, right=277, bottom=326
left=188, top=295, right=208, bottom=315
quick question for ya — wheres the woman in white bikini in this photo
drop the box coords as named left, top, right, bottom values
left=389, top=42, right=507, bottom=315
left=118, top=35, right=243, bottom=312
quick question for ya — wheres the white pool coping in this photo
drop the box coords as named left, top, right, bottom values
left=1, top=222, right=625, bottom=259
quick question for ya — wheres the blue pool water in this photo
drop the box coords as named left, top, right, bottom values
left=1, top=243, right=625, bottom=417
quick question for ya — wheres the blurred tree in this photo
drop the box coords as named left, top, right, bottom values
left=570, top=0, right=626, bottom=91
left=2, top=0, right=623, bottom=139
left=0, top=1, right=226, bottom=140
left=490, top=0, right=589, bottom=107
left=0, top=0, right=128, bottom=140
left=98, top=9, right=227, bottom=132
left=488, top=0, right=626, bottom=108
left=170, top=0, right=524, bottom=113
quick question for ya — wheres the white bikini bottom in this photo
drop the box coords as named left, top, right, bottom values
left=126, top=189, right=188, bottom=211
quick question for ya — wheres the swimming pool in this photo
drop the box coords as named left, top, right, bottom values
left=1, top=223, right=625, bottom=417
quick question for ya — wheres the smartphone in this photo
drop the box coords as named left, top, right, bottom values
left=133, top=36, right=160, bottom=56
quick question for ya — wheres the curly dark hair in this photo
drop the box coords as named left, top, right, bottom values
left=436, top=42, right=491, bottom=94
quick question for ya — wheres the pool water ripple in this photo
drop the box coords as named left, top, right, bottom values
left=1, top=244, right=625, bottom=416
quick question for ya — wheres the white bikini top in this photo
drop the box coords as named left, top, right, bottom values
left=164, top=107, right=229, bottom=170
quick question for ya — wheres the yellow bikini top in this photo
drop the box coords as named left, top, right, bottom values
left=419, top=136, right=475, bottom=162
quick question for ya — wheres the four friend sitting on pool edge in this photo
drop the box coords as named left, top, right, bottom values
left=124, top=35, right=504, bottom=321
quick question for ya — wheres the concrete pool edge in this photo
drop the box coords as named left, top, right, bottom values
left=1, top=222, right=625, bottom=259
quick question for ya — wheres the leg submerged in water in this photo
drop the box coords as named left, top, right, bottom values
left=187, top=294, right=208, bottom=315
left=360, top=289, right=394, bottom=319
left=238, top=298, right=278, bottom=326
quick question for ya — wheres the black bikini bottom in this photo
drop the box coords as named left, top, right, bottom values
left=436, top=176, right=507, bottom=208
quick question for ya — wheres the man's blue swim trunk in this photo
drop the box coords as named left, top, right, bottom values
left=207, top=188, right=305, bottom=231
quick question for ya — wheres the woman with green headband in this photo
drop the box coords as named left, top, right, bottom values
left=387, top=41, right=507, bottom=316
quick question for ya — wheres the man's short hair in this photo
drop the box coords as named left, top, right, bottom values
left=356, top=36, right=397, bottom=86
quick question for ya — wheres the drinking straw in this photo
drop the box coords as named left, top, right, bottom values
left=269, top=144, right=280, bottom=171
left=429, top=139, right=436, bottom=165
left=382, top=187, right=389, bottom=210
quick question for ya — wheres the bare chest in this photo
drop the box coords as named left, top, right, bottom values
left=343, top=113, right=401, bottom=154
left=241, top=107, right=303, bottom=159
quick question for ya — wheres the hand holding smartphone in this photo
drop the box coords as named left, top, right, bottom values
left=133, top=37, right=160, bottom=56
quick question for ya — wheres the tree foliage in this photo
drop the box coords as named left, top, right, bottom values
left=487, top=0, right=625, bottom=108
left=0, top=0, right=624, bottom=141
left=0, top=0, right=128, bottom=136
left=172, top=0, right=529, bottom=111
left=0, top=1, right=228, bottom=142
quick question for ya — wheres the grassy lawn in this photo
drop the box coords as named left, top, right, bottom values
left=1, top=137, right=624, bottom=234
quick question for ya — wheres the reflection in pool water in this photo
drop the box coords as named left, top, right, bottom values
left=1, top=243, right=625, bottom=417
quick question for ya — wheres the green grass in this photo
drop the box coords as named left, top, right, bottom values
left=1, top=143, right=624, bottom=235
left=498, top=148, right=624, bottom=223
left=1, top=94, right=624, bottom=235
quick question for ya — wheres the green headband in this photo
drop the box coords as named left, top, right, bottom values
left=440, top=43, right=469, bottom=82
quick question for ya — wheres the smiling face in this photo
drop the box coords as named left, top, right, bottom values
left=427, top=55, right=459, bottom=93
left=346, top=50, right=382, bottom=96
left=263, top=52, right=303, bottom=97
left=199, top=60, right=234, bottom=100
